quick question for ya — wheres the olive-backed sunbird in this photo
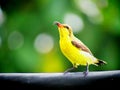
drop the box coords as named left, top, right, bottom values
left=55, top=21, right=107, bottom=76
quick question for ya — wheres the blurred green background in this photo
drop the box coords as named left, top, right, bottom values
left=0, top=0, right=120, bottom=72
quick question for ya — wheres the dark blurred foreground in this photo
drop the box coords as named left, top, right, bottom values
left=0, top=70, right=120, bottom=89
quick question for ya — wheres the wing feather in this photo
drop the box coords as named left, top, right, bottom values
left=71, top=37, right=93, bottom=55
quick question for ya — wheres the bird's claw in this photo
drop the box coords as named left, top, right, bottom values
left=83, top=71, right=88, bottom=77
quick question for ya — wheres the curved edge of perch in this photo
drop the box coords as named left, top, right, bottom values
left=0, top=70, right=120, bottom=89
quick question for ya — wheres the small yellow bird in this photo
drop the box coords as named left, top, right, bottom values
left=55, top=21, right=107, bottom=76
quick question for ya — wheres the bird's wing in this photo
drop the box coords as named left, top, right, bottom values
left=71, top=37, right=93, bottom=55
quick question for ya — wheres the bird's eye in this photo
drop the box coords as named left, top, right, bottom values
left=64, top=26, right=69, bottom=29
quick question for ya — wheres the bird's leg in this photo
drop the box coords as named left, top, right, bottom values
left=83, top=63, right=89, bottom=77
left=64, top=64, right=76, bottom=74
left=64, top=67, right=75, bottom=74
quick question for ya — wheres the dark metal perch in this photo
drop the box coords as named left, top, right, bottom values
left=0, top=70, right=120, bottom=89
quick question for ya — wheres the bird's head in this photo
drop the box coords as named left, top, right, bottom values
left=55, top=21, right=73, bottom=38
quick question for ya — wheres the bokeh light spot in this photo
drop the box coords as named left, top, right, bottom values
left=34, top=33, right=54, bottom=54
left=0, top=7, right=5, bottom=26
left=8, top=31, right=24, bottom=50
left=77, top=0, right=100, bottom=17
left=75, top=0, right=103, bottom=24
left=64, top=13, right=84, bottom=33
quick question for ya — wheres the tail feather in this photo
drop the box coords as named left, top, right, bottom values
left=95, top=59, right=107, bottom=66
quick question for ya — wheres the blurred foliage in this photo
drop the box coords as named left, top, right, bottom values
left=0, top=0, right=120, bottom=72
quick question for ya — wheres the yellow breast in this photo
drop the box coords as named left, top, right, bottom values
left=59, top=38, right=97, bottom=66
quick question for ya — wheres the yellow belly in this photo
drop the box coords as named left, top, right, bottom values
left=60, top=39, right=97, bottom=67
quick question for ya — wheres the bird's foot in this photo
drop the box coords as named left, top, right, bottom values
left=63, top=67, right=75, bottom=75
left=83, top=70, right=89, bottom=77
left=63, top=71, right=68, bottom=75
